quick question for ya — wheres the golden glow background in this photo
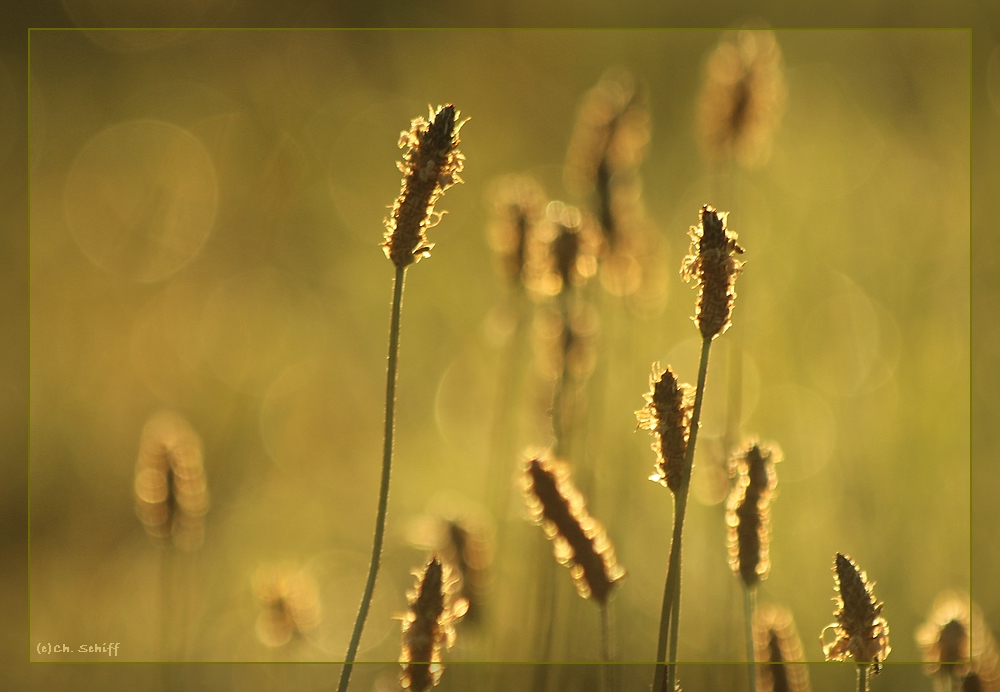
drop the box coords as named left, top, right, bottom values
left=0, top=10, right=994, bottom=692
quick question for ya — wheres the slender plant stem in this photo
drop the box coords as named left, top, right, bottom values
left=551, top=288, right=573, bottom=458
left=600, top=602, right=613, bottom=692
left=857, top=664, right=867, bottom=692
left=654, top=335, right=714, bottom=692
left=744, top=587, right=757, bottom=692
left=337, top=265, right=406, bottom=692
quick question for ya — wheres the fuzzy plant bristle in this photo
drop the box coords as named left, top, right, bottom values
left=822, top=553, right=891, bottom=690
left=636, top=362, right=695, bottom=494
left=522, top=452, right=625, bottom=604
left=399, top=557, right=467, bottom=692
left=726, top=440, right=780, bottom=588
left=134, top=410, right=209, bottom=551
left=382, top=104, right=466, bottom=268
left=681, top=204, right=745, bottom=340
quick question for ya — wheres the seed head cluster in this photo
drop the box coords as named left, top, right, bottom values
left=636, top=362, right=695, bottom=494
left=522, top=453, right=624, bottom=604
left=382, top=104, right=465, bottom=268
left=726, top=440, right=780, bottom=588
left=682, top=204, right=744, bottom=339
left=822, top=553, right=891, bottom=688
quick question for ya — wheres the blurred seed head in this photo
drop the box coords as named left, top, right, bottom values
left=822, top=553, right=891, bottom=688
left=382, top=104, right=466, bottom=268
left=533, top=299, right=600, bottom=384
left=524, top=201, right=600, bottom=299
left=726, top=439, right=781, bottom=588
left=636, top=362, right=694, bottom=494
left=486, top=174, right=547, bottom=288
left=697, top=29, right=786, bottom=170
left=405, top=510, right=494, bottom=627
left=916, top=591, right=1000, bottom=692
left=252, top=563, right=322, bottom=648
left=399, top=557, right=468, bottom=692
left=521, top=451, right=625, bottom=604
left=564, top=67, right=650, bottom=253
left=134, top=409, right=208, bottom=551
left=753, top=603, right=811, bottom=692
left=681, top=204, right=744, bottom=340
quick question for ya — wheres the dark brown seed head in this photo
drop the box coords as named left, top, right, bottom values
left=753, top=604, right=811, bottom=692
left=400, top=557, right=467, bottom=692
left=134, top=410, right=209, bottom=551
left=382, top=104, right=466, bottom=268
left=726, top=440, right=780, bottom=588
left=636, top=363, right=694, bottom=494
left=681, top=205, right=744, bottom=339
left=697, top=29, right=786, bottom=170
left=822, top=553, right=891, bottom=682
left=521, top=453, right=624, bottom=604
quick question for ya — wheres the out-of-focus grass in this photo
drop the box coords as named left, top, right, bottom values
left=25, top=28, right=974, bottom=690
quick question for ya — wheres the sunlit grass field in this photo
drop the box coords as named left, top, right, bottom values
left=29, top=29, right=972, bottom=691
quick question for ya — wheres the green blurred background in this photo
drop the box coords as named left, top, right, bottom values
left=2, top=3, right=998, bottom=691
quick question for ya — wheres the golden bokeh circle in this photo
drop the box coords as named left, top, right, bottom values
left=64, top=119, right=217, bottom=283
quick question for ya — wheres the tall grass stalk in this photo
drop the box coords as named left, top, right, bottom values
left=654, top=333, right=712, bottom=692
left=744, top=587, right=757, bottom=692
left=337, top=264, right=405, bottom=692
left=600, top=602, right=613, bottom=692
left=339, top=103, right=465, bottom=692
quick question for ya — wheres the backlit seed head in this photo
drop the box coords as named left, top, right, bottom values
left=134, top=410, right=208, bottom=551
left=726, top=440, right=781, bottom=588
left=399, top=557, right=468, bottom=692
left=252, top=563, right=322, bottom=648
left=636, top=363, right=694, bottom=494
left=821, top=553, right=891, bottom=689
left=382, top=104, right=466, bottom=268
left=521, top=451, right=625, bottom=604
left=753, top=604, right=812, bottom=692
left=681, top=205, right=744, bottom=339
left=697, top=29, right=786, bottom=170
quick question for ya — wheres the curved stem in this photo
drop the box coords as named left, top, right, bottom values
left=654, top=335, right=713, bottom=692
left=337, top=265, right=405, bottom=692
